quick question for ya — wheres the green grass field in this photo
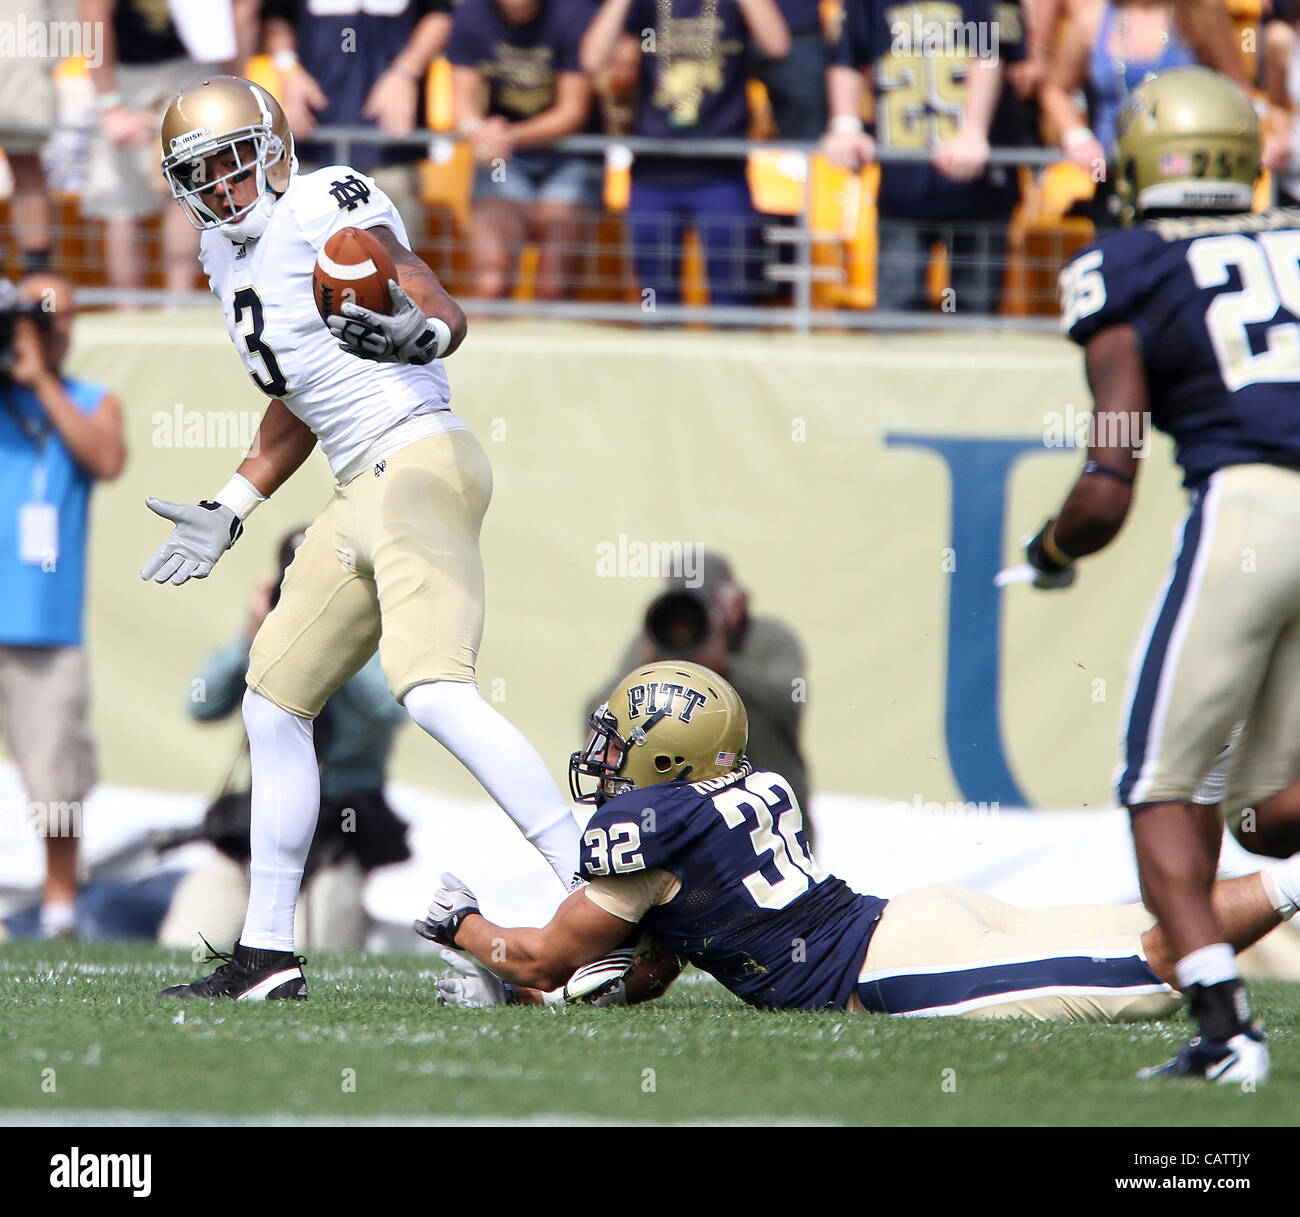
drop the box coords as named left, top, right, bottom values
left=2, top=941, right=1299, bottom=1126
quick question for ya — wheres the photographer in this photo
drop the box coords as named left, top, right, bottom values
left=157, top=528, right=412, bottom=953
left=584, top=552, right=811, bottom=832
left=0, top=273, right=126, bottom=939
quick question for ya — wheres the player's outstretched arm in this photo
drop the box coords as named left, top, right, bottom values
left=420, top=878, right=640, bottom=992
left=141, top=400, right=316, bottom=586
left=235, top=397, right=319, bottom=499
left=999, top=324, right=1147, bottom=591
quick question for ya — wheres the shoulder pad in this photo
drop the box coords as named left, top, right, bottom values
left=1059, top=227, right=1162, bottom=346
left=287, top=166, right=406, bottom=252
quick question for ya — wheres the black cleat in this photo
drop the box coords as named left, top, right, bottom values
left=1137, top=1023, right=1269, bottom=1084
left=160, top=938, right=308, bottom=1001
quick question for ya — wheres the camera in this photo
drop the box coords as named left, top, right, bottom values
left=0, top=276, right=46, bottom=384
left=645, top=588, right=712, bottom=654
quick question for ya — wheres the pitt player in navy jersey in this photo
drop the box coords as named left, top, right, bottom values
left=1005, top=67, right=1300, bottom=1084
left=415, top=662, right=1300, bottom=1031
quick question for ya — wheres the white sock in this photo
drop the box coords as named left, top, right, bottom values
left=1174, top=942, right=1238, bottom=990
left=1263, top=857, right=1300, bottom=919
left=404, top=680, right=580, bottom=887
left=239, top=689, right=320, bottom=952
left=39, top=901, right=76, bottom=938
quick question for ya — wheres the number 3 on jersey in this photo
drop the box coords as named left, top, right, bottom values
left=233, top=286, right=289, bottom=397
left=713, top=775, right=823, bottom=910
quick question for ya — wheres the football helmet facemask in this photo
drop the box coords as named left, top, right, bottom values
left=1113, top=66, right=1259, bottom=226
left=161, top=76, right=296, bottom=243
left=570, top=662, right=749, bottom=805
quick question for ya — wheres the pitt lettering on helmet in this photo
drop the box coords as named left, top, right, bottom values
left=626, top=682, right=708, bottom=722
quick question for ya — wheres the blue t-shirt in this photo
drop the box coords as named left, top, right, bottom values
left=266, top=0, right=451, bottom=169
left=835, top=0, right=1022, bottom=219
left=0, top=377, right=106, bottom=647
left=1060, top=208, right=1300, bottom=488
left=446, top=0, right=598, bottom=168
left=1086, top=3, right=1196, bottom=153
left=770, top=0, right=821, bottom=38
left=581, top=767, right=887, bottom=1010
left=625, top=0, right=754, bottom=186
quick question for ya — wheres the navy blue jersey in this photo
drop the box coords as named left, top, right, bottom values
left=266, top=0, right=450, bottom=168
left=834, top=0, right=1021, bottom=220
left=580, top=768, right=887, bottom=1010
left=1060, top=208, right=1300, bottom=488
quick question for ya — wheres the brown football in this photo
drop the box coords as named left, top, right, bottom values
left=313, top=226, right=398, bottom=324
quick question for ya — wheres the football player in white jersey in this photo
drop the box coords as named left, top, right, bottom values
left=143, top=76, right=582, bottom=1000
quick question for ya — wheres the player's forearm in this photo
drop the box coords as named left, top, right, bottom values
left=1049, top=473, right=1134, bottom=558
left=31, top=375, right=125, bottom=479
left=454, top=915, right=574, bottom=991
left=580, top=0, right=635, bottom=75
left=235, top=398, right=317, bottom=498
left=369, top=227, right=468, bottom=354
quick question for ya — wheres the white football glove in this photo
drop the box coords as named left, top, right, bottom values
left=327, top=280, right=445, bottom=365
left=435, top=948, right=510, bottom=1008
left=994, top=521, right=1077, bottom=591
left=412, top=872, right=480, bottom=948
left=993, top=562, right=1077, bottom=591
left=140, top=497, right=243, bottom=586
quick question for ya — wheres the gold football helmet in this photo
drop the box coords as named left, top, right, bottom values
left=570, top=662, right=749, bottom=805
left=160, top=76, right=295, bottom=239
left=1113, top=66, right=1259, bottom=226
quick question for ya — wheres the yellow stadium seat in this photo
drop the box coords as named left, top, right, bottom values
left=747, top=149, right=808, bottom=216
left=418, top=141, right=474, bottom=228
left=427, top=58, right=453, bottom=132
left=747, top=79, right=776, bottom=141
left=809, top=156, right=879, bottom=310
left=244, top=54, right=285, bottom=104
left=1226, top=0, right=1263, bottom=78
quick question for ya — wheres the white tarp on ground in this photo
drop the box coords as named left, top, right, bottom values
left=5, top=761, right=1299, bottom=977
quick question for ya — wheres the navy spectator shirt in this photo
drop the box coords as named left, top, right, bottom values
left=835, top=0, right=1021, bottom=219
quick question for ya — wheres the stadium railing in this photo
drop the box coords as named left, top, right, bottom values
left=0, top=118, right=1124, bottom=331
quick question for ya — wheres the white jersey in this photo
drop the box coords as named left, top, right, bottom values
left=199, top=166, right=460, bottom=479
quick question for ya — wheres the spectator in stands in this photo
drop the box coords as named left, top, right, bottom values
left=822, top=0, right=1019, bottom=315
left=1039, top=0, right=1250, bottom=226
left=1261, top=1, right=1300, bottom=202
left=263, top=0, right=452, bottom=228
left=0, top=0, right=56, bottom=273
left=0, top=273, right=126, bottom=939
left=752, top=0, right=827, bottom=140
left=581, top=0, right=790, bottom=309
left=448, top=0, right=602, bottom=299
left=158, top=528, right=410, bottom=953
left=80, top=0, right=253, bottom=295
left=584, top=551, right=813, bottom=837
